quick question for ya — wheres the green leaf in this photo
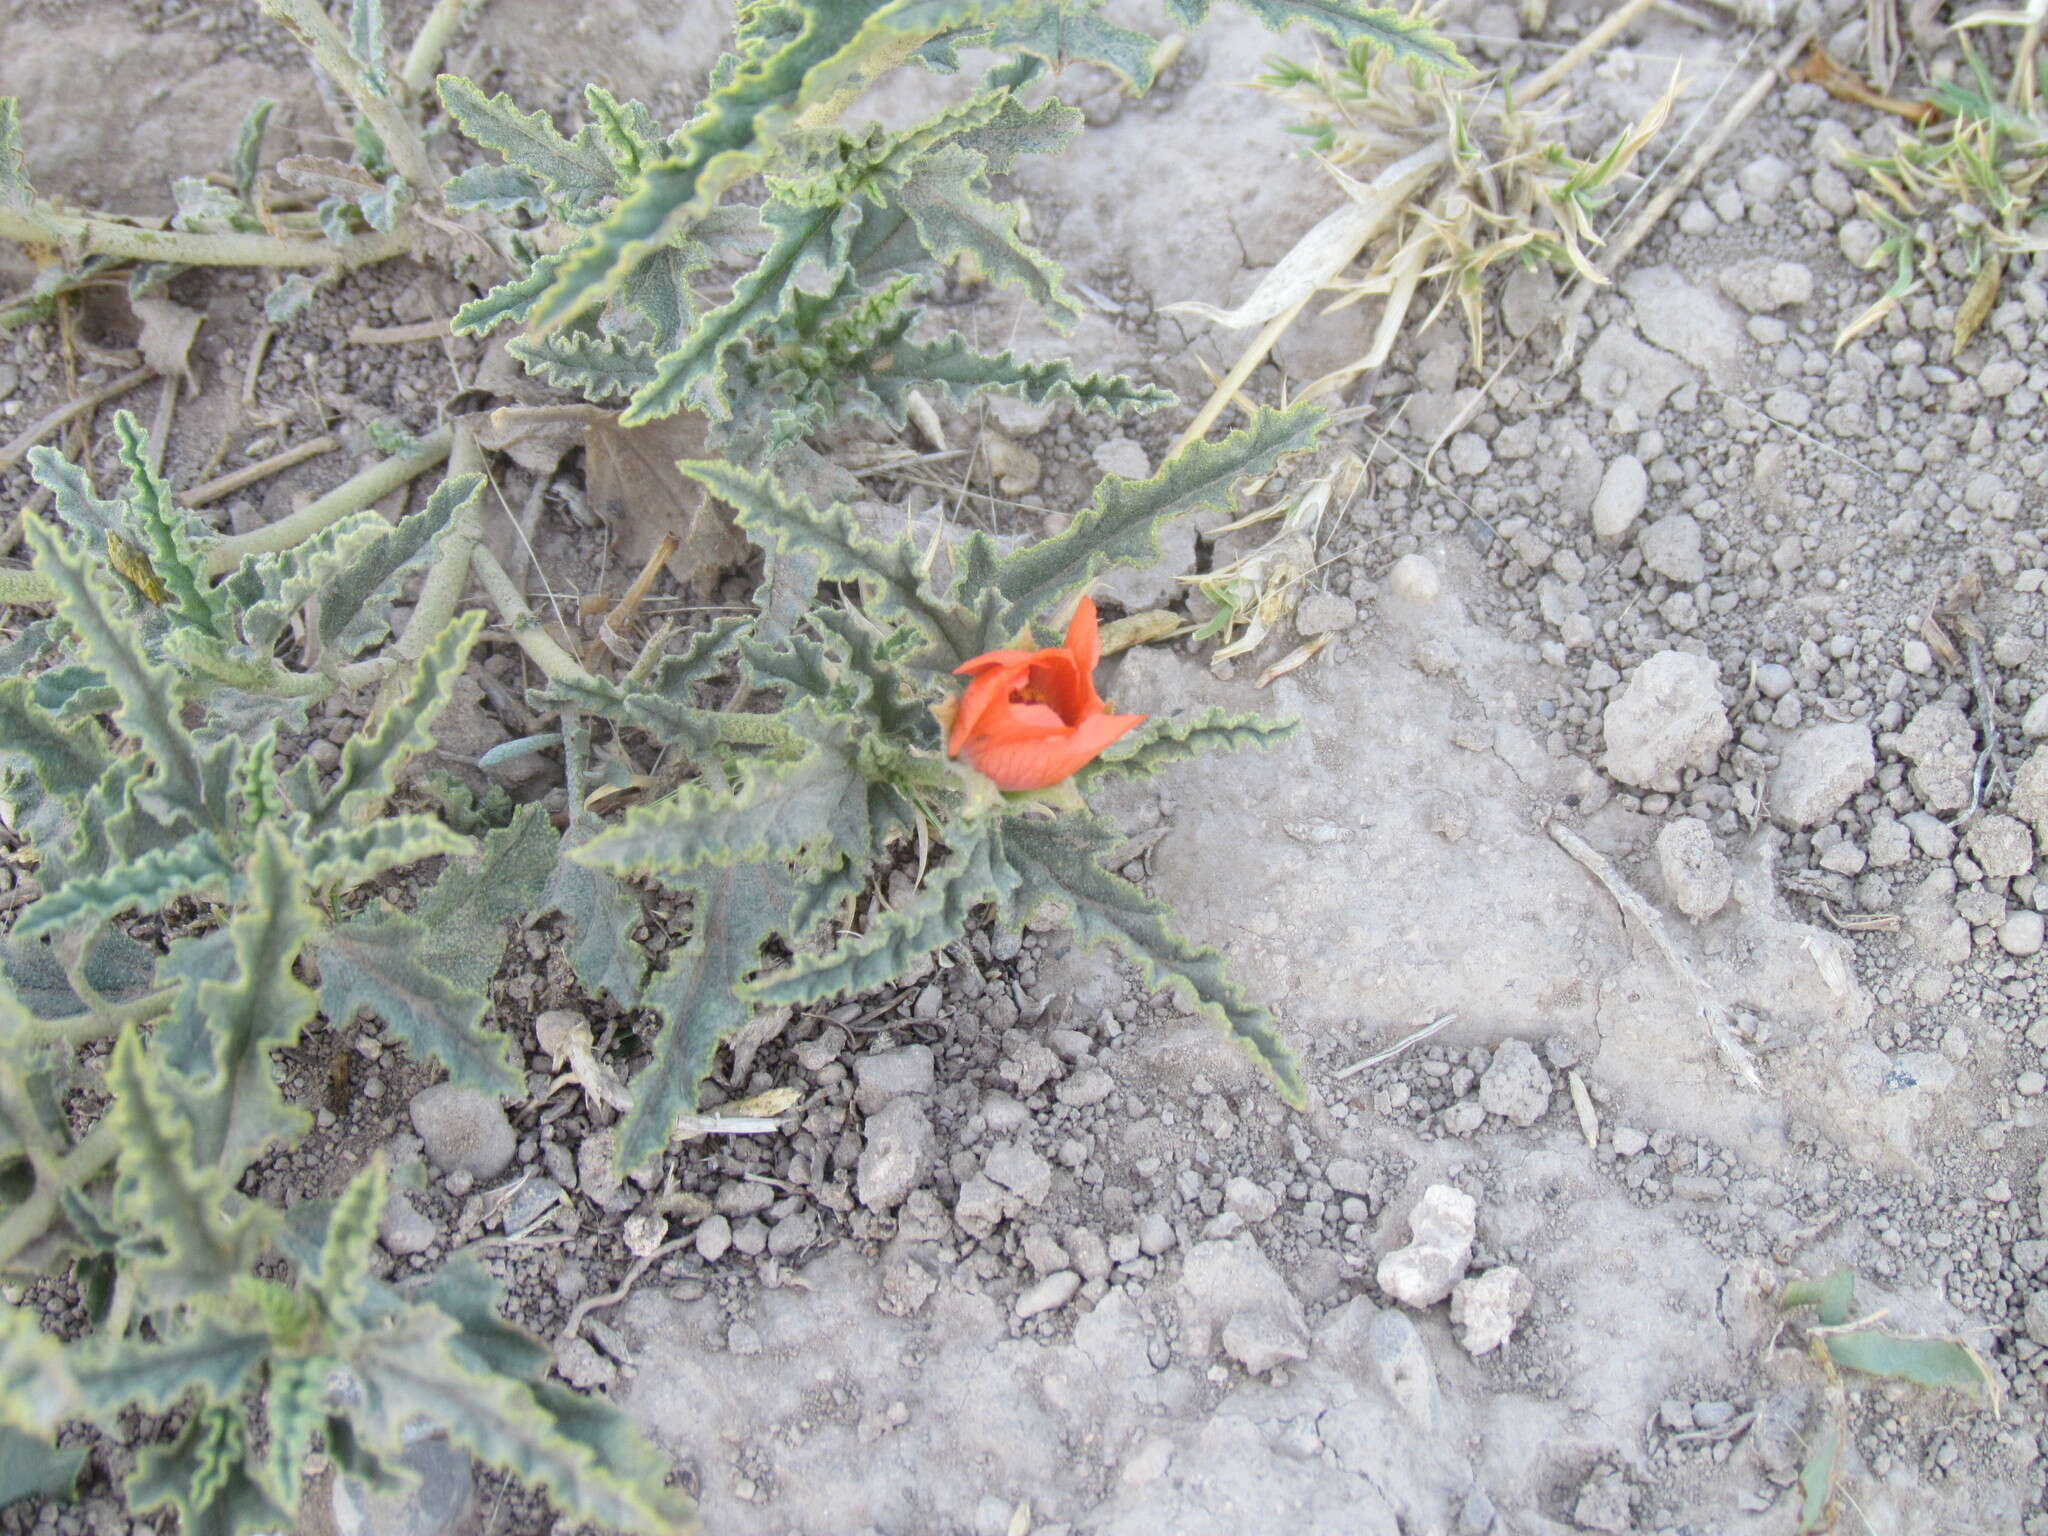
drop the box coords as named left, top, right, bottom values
left=25, top=446, right=127, bottom=545
left=889, top=142, right=1075, bottom=321
left=619, top=199, right=841, bottom=424
left=0, top=98, right=28, bottom=207
left=1228, top=0, right=1471, bottom=75
left=945, top=87, right=1081, bottom=173
left=442, top=162, right=547, bottom=215
left=127, top=1404, right=291, bottom=1536
left=753, top=827, right=1017, bottom=1005
left=344, top=1304, right=692, bottom=1535
left=0, top=1306, right=74, bottom=1438
left=1821, top=1329, right=1993, bottom=1396
left=230, top=98, right=276, bottom=200
left=14, top=833, right=234, bottom=938
left=0, top=1424, right=85, bottom=1510
left=1083, top=708, right=1296, bottom=784
left=1000, top=811, right=1303, bottom=1104
left=312, top=1161, right=386, bottom=1320
left=107, top=1030, right=275, bottom=1304
left=313, top=807, right=554, bottom=1093
left=452, top=249, right=572, bottom=337
left=989, top=3, right=1159, bottom=89
left=584, top=83, right=664, bottom=181
left=507, top=330, right=661, bottom=401
left=437, top=76, right=619, bottom=206
left=526, top=0, right=902, bottom=331
left=852, top=330, right=1171, bottom=425
left=265, top=272, right=320, bottom=323
left=539, top=673, right=800, bottom=760
left=263, top=1355, right=328, bottom=1511
left=301, top=814, right=471, bottom=889
left=348, top=0, right=389, bottom=93
left=311, top=609, right=482, bottom=831
left=317, top=472, right=473, bottom=654
left=1796, top=1415, right=1840, bottom=1534
left=680, top=459, right=977, bottom=663
left=542, top=832, right=649, bottom=1010
left=1782, top=1269, right=1855, bottom=1327
left=986, top=401, right=1325, bottom=639
left=622, top=861, right=790, bottom=1170
left=22, top=512, right=221, bottom=834
left=113, top=411, right=224, bottom=639
left=178, top=827, right=319, bottom=1172
left=0, top=675, right=111, bottom=813
left=415, top=1252, right=549, bottom=1379
left=575, top=725, right=869, bottom=877
left=71, top=1321, right=272, bottom=1415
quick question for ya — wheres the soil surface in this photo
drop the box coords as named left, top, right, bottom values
left=4, top=2, right=2048, bottom=1535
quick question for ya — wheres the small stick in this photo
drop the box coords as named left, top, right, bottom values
left=1966, top=636, right=2012, bottom=801
left=347, top=316, right=455, bottom=345
left=1521, top=0, right=1662, bottom=102
left=1546, top=820, right=1764, bottom=1092
left=471, top=543, right=596, bottom=687
left=241, top=325, right=275, bottom=409
left=181, top=435, right=341, bottom=507
left=1336, top=1012, right=1457, bottom=1078
left=145, top=373, right=179, bottom=477
left=1169, top=297, right=1312, bottom=458
left=0, top=367, right=156, bottom=475
left=595, top=531, right=679, bottom=667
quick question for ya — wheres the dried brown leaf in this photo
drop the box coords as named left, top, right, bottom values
left=584, top=413, right=745, bottom=596
left=129, top=296, right=204, bottom=389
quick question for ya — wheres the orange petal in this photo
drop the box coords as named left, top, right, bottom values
left=959, top=710, right=1146, bottom=791
left=954, top=648, right=1036, bottom=678
left=1064, top=596, right=1101, bottom=675
left=950, top=660, right=1030, bottom=753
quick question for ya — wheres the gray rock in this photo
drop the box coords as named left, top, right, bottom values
left=983, top=1140, right=1053, bottom=1206
left=1898, top=702, right=1976, bottom=813
left=378, top=1191, right=437, bottom=1257
left=408, top=1086, right=515, bottom=1180
left=1602, top=651, right=1729, bottom=791
left=576, top=1129, right=633, bottom=1213
left=1448, top=1266, right=1532, bottom=1355
left=1477, top=1040, right=1551, bottom=1127
left=1015, top=1270, right=1081, bottom=1319
left=1056, top=1066, right=1115, bottom=1108
left=1771, top=722, right=1875, bottom=827
left=1376, top=1184, right=1476, bottom=1308
left=2027, top=1291, right=2048, bottom=1348
left=553, top=1335, right=617, bottom=1391
left=857, top=1096, right=935, bottom=1213
left=955, top=1173, right=1008, bottom=1237
left=2010, top=749, right=2048, bottom=842
left=715, top=1179, right=774, bottom=1217
left=1902, top=810, right=1957, bottom=859
left=1620, top=266, right=1744, bottom=387
left=1094, top=517, right=1195, bottom=610
left=1637, top=514, right=1707, bottom=584
left=498, top=1177, right=563, bottom=1235
left=1501, top=262, right=1558, bottom=337
left=332, top=1429, right=474, bottom=1536
left=1718, top=257, right=1814, bottom=312
left=2023, top=696, right=2048, bottom=739
left=1295, top=592, right=1358, bottom=637
left=1867, top=816, right=1912, bottom=867
left=1091, top=436, right=1151, bottom=482
left=1572, top=1466, right=1634, bottom=1534
left=1368, top=1308, right=1441, bottom=1429
left=854, top=1044, right=937, bottom=1115
left=2000, top=910, right=2045, bottom=957
left=1177, top=1235, right=1309, bottom=1374
left=1966, top=815, right=2034, bottom=879
left=1223, top=1177, right=1279, bottom=1224
left=1578, top=326, right=1694, bottom=418
left=1387, top=553, right=1441, bottom=604
left=1657, top=818, right=1732, bottom=919
left=1590, top=455, right=1649, bottom=542
left=694, top=1214, right=732, bottom=1262
left=767, top=1206, right=820, bottom=1257
left=1138, top=1211, right=1177, bottom=1256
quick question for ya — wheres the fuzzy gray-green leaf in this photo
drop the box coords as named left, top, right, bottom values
left=0, top=98, right=29, bottom=208
left=1229, top=0, right=1471, bottom=75
left=22, top=513, right=218, bottom=833
left=1083, top=708, right=1297, bottom=784
left=15, top=834, right=233, bottom=938
left=437, top=76, right=617, bottom=205
left=312, top=609, right=481, bottom=830
left=317, top=472, right=472, bottom=653
left=988, top=4, right=1159, bottom=89
left=0, top=1426, right=85, bottom=1509
left=889, top=143, right=1075, bottom=322
left=453, top=251, right=573, bottom=338
left=71, top=1322, right=272, bottom=1415
left=301, top=815, right=470, bottom=889
left=1000, top=811, right=1304, bottom=1105
left=987, top=401, right=1325, bottom=640
left=114, top=411, right=224, bottom=639
left=507, top=331, right=661, bottom=401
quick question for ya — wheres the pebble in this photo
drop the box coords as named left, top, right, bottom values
left=332, top=1429, right=473, bottom=1536
left=2010, top=750, right=2048, bottom=840
left=1602, top=651, right=1730, bottom=791
left=1902, top=810, right=1957, bottom=859
left=955, top=1173, right=1008, bottom=1237
left=1223, top=1177, right=1279, bottom=1224
left=1637, top=514, right=1707, bottom=584
left=1177, top=1235, right=1309, bottom=1374
left=1965, top=815, right=2034, bottom=880
left=1572, top=1467, right=1635, bottom=1534
left=1898, top=702, right=1976, bottom=813
left=1591, top=455, right=1649, bottom=542
left=715, top=1179, right=775, bottom=1218
left=1055, top=1066, right=1115, bottom=1107
left=1657, top=818, right=1732, bottom=920
left=2023, top=696, right=2048, bottom=739
left=553, top=1336, right=617, bottom=1391
left=2000, top=910, right=2045, bottom=957
left=576, top=1129, right=633, bottom=1213
left=984, top=1140, right=1054, bottom=1206
left=2026, top=1291, right=2048, bottom=1349
left=408, top=1086, right=515, bottom=1180
left=857, top=1096, right=935, bottom=1212
left=1138, top=1211, right=1176, bottom=1256
left=1387, top=553, right=1441, bottom=604
left=730, top=1216, right=768, bottom=1256
left=1325, top=1158, right=1374, bottom=1197
left=1477, top=1040, right=1552, bottom=1126
left=695, top=1214, right=733, bottom=1262
left=1719, top=258, right=1814, bottom=312
left=854, top=1045, right=937, bottom=1114
left=1092, top=436, right=1151, bottom=481
left=1014, top=1270, right=1081, bottom=1319
left=498, top=1177, right=563, bottom=1235
left=1294, top=592, right=1358, bottom=637
left=767, top=1207, right=820, bottom=1257
left=1376, top=1184, right=1477, bottom=1309
left=1770, top=722, right=1875, bottom=828
left=378, top=1191, right=437, bottom=1257
left=1612, top=1126, right=1649, bottom=1157
left=1368, top=1309, right=1441, bottom=1429
left=1448, top=1266, right=1532, bottom=1355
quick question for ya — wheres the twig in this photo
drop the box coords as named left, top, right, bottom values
left=562, top=1235, right=692, bottom=1340
left=470, top=543, right=597, bottom=687
left=181, top=435, right=341, bottom=507
left=594, top=531, right=678, bottom=666
left=1336, top=1012, right=1457, bottom=1078
left=0, top=367, right=156, bottom=475
left=201, top=425, right=453, bottom=571
left=401, top=0, right=491, bottom=99
left=347, top=317, right=455, bottom=345
left=0, top=202, right=411, bottom=271
left=1546, top=821, right=1764, bottom=1092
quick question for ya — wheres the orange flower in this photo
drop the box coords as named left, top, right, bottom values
left=946, top=597, right=1145, bottom=791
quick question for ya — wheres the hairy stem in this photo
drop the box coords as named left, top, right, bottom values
left=0, top=201, right=411, bottom=270
left=0, top=1119, right=118, bottom=1274
left=470, top=543, right=596, bottom=687
left=257, top=0, right=440, bottom=193
left=401, top=0, right=492, bottom=99
left=374, top=426, right=483, bottom=712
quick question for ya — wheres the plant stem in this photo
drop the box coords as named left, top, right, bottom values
left=373, top=426, right=484, bottom=710
left=0, top=1120, right=118, bottom=1274
left=0, top=201, right=411, bottom=270
left=401, top=0, right=492, bottom=100
left=0, top=426, right=452, bottom=608
left=257, top=0, right=440, bottom=193
left=470, top=543, right=596, bottom=686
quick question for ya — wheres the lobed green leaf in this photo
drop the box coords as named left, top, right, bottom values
left=0, top=1425, right=85, bottom=1510
left=318, top=471, right=473, bottom=654
left=14, top=833, right=233, bottom=939
left=1083, top=708, right=1297, bottom=784
left=70, top=1321, right=272, bottom=1416
left=127, top=1404, right=292, bottom=1536
left=507, top=330, right=661, bottom=401
left=989, top=3, right=1159, bottom=89
left=437, top=76, right=617, bottom=206
left=453, top=250, right=572, bottom=338
left=0, top=98, right=28, bottom=207
left=311, top=609, right=482, bottom=831
left=301, top=814, right=471, bottom=890
left=1228, top=0, right=1472, bottom=75
left=112, top=412, right=225, bottom=640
